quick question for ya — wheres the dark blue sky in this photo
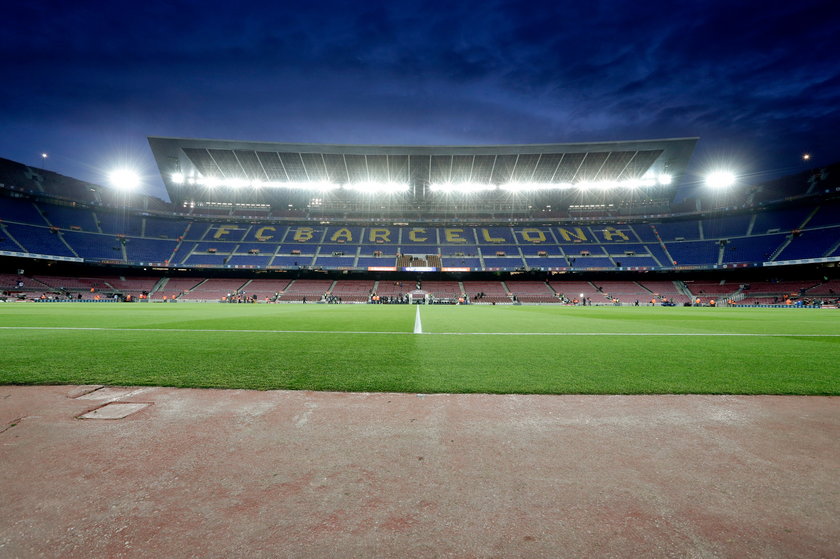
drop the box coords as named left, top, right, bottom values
left=3, top=0, right=838, bottom=201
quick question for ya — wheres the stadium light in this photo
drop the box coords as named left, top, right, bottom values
left=194, top=177, right=339, bottom=191
left=225, top=178, right=250, bottom=189
left=171, top=172, right=185, bottom=184
left=282, top=181, right=340, bottom=191
left=500, top=182, right=572, bottom=192
left=344, top=182, right=410, bottom=193
left=658, top=173, right=673, bottom=185
left=109, top=169, right=140, bottom=190
left=429, top=182, right=496, bottom=193
left=705, top=170, right=736, bottom=189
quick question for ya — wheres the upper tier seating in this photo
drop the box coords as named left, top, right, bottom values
left=5, top=182, right=840, bottom=272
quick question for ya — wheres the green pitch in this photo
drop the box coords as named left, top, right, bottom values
left=1, top=303, right=838, bottom=394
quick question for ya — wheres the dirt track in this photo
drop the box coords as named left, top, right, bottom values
left=1, top=386, right=838, bottom=558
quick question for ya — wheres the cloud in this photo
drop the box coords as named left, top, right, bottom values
left=1, top=0, right=839, bottom=200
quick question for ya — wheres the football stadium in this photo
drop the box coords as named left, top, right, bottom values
left=1, top=137, right=839, bottom=394
left=1, top=137, right=839, bottom=557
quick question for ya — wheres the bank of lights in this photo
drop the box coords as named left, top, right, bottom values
left=174, top=174, right=409, bottom=193
left=429, top=182, right=497, bottom=193
left=343, top=181, right=409, bottom=193
left=432, top=176, right=669, bottom=193
left=175, top=174, right=673, bottom=192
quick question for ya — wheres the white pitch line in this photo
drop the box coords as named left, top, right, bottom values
left=414, top=305, right=423, bottom=334
left=0, top=326, right=413, bottom=335
left=2, top=326, right=839, bottom=337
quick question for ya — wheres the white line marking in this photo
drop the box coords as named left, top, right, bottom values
left=414, top=306, right=423, bottom=334
left=1, top=326, right=838, bottom=337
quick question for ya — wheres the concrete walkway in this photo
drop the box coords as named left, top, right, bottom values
left=1, top=386, right=838, bottom=558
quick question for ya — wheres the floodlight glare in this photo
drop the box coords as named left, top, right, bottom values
left=171, top=172, right=184, bottom=184
left=658, top=173, right=673, bottom=185
left=196, top=177, right=339, bottom=191
left=226, top=178, right=250, bottom=189
left=430, top=182, right=496, bottom=193
left=500, top=182, right=573, bottom=192
left=282, top=181, right=340, bottom=191
left=705, top=171, right=736, bottom=189
left=109, top=169, right=140, bottom=190
left=344, top=181, right=410, bottom=193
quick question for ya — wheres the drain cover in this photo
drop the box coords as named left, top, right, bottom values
left=78, top=402, right=150, bottom=419
left=76, top=387, right=140, bottom=400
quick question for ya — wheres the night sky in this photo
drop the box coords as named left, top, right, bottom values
left=2, top=0, right=838, bottom=201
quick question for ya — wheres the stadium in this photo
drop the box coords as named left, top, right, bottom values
left=1, top=137, right=839, bottom=558
left=2, top=136, right=839, bottom=308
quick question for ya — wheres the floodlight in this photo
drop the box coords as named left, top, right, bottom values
left=576, top=180, right=614, bottom=190
left=499, top=182, right=571, bottom=192
left=108, top=169, right=140, bottom=190
left=658, top=173, right=672, bottom=185
left=430, top=182, right=496, bottom=193
left=705, top=171, right=736, bottom=189
left=171, top=172, right=184, bottom=184
left=226, top=178, right=250, bottom=189
left=802, top=153, right=811, bottom=161
left=344, top=181, right=410, bottom=193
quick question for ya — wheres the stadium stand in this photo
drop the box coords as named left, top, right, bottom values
left=329, top=280, right=376, bottom=302
left=101, top=276, right=160, bottom=298
left=2, top=148, right=840, bottom=305
left=592, top=281, right=654, bottom=304
left=372, top=281, right=411, bottom=300
left=462, top=280, right=511, bottom=304
left=505, top=281, right=557, bottom=303
left=637, top=281, right=691, bottom=304
left=807, top=278, right=840, bottom=293
left=548, top=281, right=599, bottom=302
left=279, top=279, right=334, bottom=302
left=151, top=278, right=203, bottom=300
left=419, top=281, right=463, bottom=300
left=39, top=204, right=98, bottom=232
left=242, top=279, right=293, bottom=301
left=183, top=278, right=251, bottom=301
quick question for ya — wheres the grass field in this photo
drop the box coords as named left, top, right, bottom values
left=1, top=303, right=838, bottom=394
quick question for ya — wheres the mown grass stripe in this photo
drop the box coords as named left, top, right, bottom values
left=1, top=326, right=840, bottom=337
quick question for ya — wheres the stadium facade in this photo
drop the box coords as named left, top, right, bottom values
left=1, top=137, right=839, bottom=305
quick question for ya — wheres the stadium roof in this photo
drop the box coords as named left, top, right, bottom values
left=148, top=136, right=698, bottom=213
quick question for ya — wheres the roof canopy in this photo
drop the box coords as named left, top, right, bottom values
left=149, top=136, right=698, bottom=215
